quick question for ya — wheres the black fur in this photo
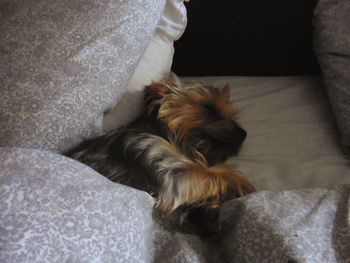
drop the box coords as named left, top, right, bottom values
left=64, top=84, right=248, bottom=237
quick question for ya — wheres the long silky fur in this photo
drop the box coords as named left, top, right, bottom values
left=65, top=80, right=255, bottom=236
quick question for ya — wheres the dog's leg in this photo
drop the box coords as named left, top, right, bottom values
left=157, top=162, right=256, bottom=212
left=124, top=133, right=255, bottom=212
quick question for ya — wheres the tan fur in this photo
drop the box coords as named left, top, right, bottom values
left=154, top=83, right=236, bottom=140
left=157, top=161, right=255, bottom=212
left=142, top=81, right=255, bottom=213
left=67, top=79, right=254, bottom=228
left=145, top=135, right=255, bottom=213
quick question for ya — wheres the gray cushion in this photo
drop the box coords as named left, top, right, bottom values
left=0, top=0, right=165, bottom=152
left=0, top=147, right=155, bottom=262
left=313, top=0, right=350, bottom=156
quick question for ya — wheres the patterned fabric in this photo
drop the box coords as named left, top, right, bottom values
left=1, top=147, right=349, bottom=262
left=219, top=187, right=350, bottom=262
left=313, top=0, right=350, bottom=157
left=152, top=186, right=350, bottom=263
left=0, top=147, right=155, bottom=262
left=0, top=0, right=165, bottom=152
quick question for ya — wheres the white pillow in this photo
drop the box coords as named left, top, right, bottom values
left=103, top=0, right=189, bottom=132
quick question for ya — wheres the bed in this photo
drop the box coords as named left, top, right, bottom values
left=1, top=0, right=349, bottom=262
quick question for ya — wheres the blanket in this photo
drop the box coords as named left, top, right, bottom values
left=1, top=147, right=349, bottom=262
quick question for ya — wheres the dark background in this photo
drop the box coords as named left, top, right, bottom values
left=172, top=0, right=320, bottom=76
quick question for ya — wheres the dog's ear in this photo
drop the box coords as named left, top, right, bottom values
left=145, top=82, right=173, bottom=99
left=144, top=82, right=173, bottom=114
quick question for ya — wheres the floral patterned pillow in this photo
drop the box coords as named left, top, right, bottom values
left=0, top=0, right=165, bottom=152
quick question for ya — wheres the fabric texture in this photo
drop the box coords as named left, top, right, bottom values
left=0, top=0, right=165, bottom=152
left=103, top=0, right=189, bottom=131
left=102, top=34, right=174, bottom=132
left=153, top=186, right=350, bottom=263
left=1, top=76, right=350, bottom=262
left=217, top=186, right=350, bottom=262
left=313, top=0, right=350, bottom=157
left=1, top=147, right=349, bottom=262
left=156, top=0, right=190, bottom=42
left=0, top=147, right=155, bottom=263
left=184, top=76, right=350, bottom=191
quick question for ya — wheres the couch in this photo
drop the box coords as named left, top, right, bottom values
left=1, top=0, right=349, bottom=262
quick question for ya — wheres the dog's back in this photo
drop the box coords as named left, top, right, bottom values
left=65, top=113, right=164, bottom=194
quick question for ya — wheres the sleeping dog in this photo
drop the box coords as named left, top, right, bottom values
left=65, top=81, right=255, bottom=236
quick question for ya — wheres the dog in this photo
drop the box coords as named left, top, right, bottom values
left=65, top=81, right=255, bottom=236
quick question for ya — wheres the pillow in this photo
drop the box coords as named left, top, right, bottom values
left=103, top=0, right=190, bottom=132
left=102, top=34, right=174, bottom=131
left=0, top=0, right=165, bottom=152
left=0, top=147, right=155, bottom=262
left=313, top=0, right=350, bottom=156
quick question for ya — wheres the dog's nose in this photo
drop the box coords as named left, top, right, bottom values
left=236, top=127, right=247, bottom=144
left=229, top=121, right=247, bottom=143
left=229, top=127, right=247, bottom=156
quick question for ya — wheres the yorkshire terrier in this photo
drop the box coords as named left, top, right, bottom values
left=65, top=81, right=255, bottom=237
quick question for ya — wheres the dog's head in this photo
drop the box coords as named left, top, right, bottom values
left=144, top=81, right=247, bottom=166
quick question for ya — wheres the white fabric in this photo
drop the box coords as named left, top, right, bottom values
left=103, top=35, right=174, bottom=131
left=157, top=0, right=189, bottom=42
left=103, top=0, right=189, bottom=131
left=183, top=76, right=350, bottom=191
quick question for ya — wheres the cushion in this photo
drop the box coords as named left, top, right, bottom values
left=0, top=0, right=165, bottom=152
left=0, top=147, right=155, bottom=262
left=102, top=34, right=174, bottom=131
left=103, top=0, right=189, bottom=131
left=313, top=0, right=350, bottom=156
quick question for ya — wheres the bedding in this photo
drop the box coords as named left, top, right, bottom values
left=103, top=0, right=189, bottom=131
left=0, top=147, right=155, bottom=262
left=313, top=0, right=350, bottom=158
left=185, top=76, right=350, bottom=191
left=1, top=0, right=348, bottom=262
left=154, top=185, right=350, bottom=262
left=0, top=0, right=165, bottom=152
left=1, top=76, right=349, bottom=262
left=154, top=75, right=350, bottom=261
left=102, top=34, right=174, bottom=132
